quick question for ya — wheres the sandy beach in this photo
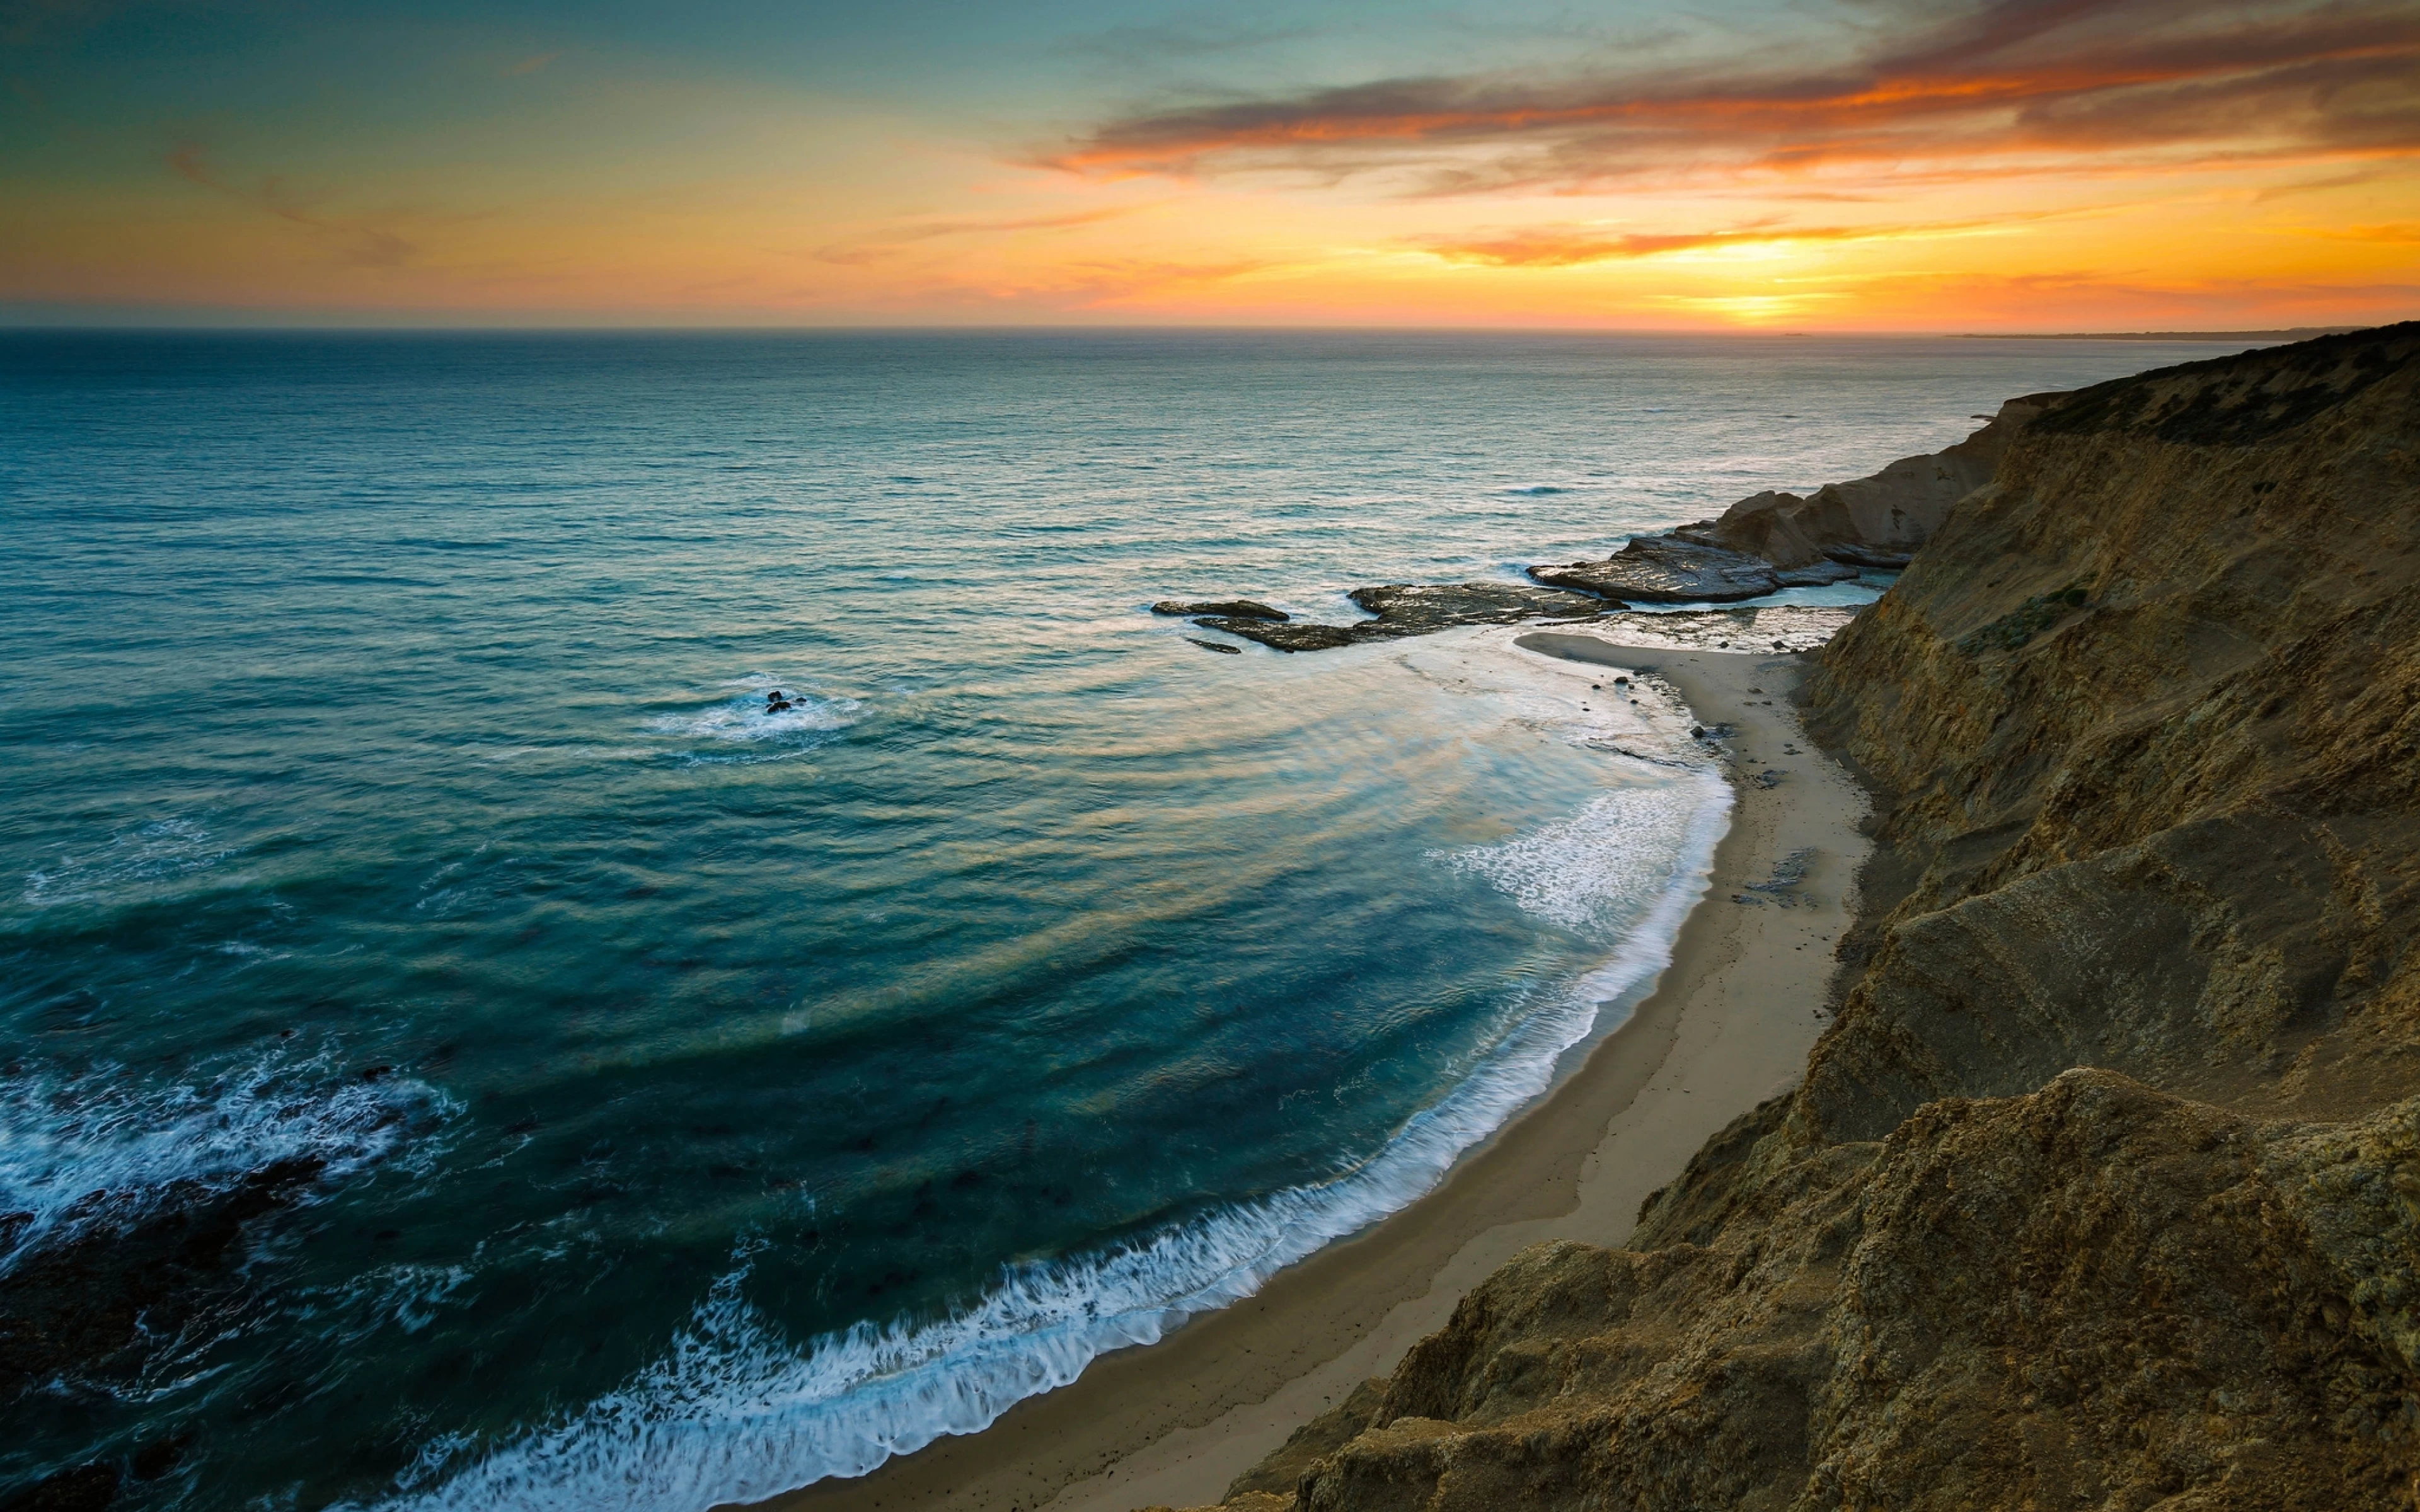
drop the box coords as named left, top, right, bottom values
left=756, top=631, right=1872, bottom=1512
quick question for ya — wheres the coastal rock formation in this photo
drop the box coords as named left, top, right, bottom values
left=1153, top=600, right=1291, bottom=622
left=1707, top=392, right=2065, bottom=569
left=1169, top=391, right=2029, bottom=654
left=1148, top=324, right=2420, bottom=1511
left=1193, top=582, right=1609, bottom=652
left=1528, top=534, right=1782, bottom=603
left=1167, top=382, right=2048, bottom=655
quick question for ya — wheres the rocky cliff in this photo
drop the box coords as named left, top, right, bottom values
left=1170, top=385, right=2053, bottom=652
left=1709, top=391, right=2062, bottom=570
left=1148, top=322, right=2420, bottom=1511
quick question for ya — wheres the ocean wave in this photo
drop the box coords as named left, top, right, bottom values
left=19, top=816, right=234, bottom=910
left=1436, top=782, right=1720, bottom=936
left=360, top=771, right=1731, bottom=1512
left=0, top=1046, right=456, bottom=1274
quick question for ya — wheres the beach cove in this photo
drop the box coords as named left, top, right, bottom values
left=762, top=626, right=1876, bottom=1512
left=0, top=332, right=2255, bottom=1512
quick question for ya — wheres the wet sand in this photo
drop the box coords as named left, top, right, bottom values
left=749, top=634, right=1871, bottom=1512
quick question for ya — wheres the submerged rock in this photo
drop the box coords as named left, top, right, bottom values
left=1, top=1155, right=328, bottom=1406
left=1193, top=617, right=1364, bottom=652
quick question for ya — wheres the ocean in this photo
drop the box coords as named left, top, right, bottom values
left=0, top=329, right=2219, bottom=1510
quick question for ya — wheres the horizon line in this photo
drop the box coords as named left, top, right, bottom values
left=2, top=320, right=2398, bottom=340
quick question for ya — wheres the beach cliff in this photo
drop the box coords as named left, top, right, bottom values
left=1152, top=325, right=2420, bottom=1511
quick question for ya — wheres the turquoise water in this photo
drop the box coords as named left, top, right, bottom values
left=0, top=330, right=2223, bottom=1510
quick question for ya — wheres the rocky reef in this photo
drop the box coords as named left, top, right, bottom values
left=1528, top=534, right=1809, bottom=604
left=1147, top=323, right=2420, bottom=1510
left=1156, top=396, right=2027, bottom=650
left=1182, top=582, right=1612, bottom=652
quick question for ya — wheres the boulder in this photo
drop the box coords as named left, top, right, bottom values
left=1151, top=599, right=1289, bottom=621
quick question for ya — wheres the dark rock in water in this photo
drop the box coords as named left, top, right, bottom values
left=1195, top=581, right=1610, bottom=653
left=1151, top=598, right=1289, bottom=621
left=2, top=1462, right=120, bottom=1512
left=1530, top=536, right=1780, bottom=603
left=1194, top=617, right=1362, bottom=652
left=0, top=1155, right=326, bottom=1400
left=1185, top=638, right=1243, bottom=655
left=1345, top=581, right=1608, bottom=628
left=130, top=1431, right=192, bottom=1482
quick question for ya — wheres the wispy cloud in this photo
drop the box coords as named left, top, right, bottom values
left=1045, top=0, right=2420, bottom=192
left=168, top=144, right=415, bottom=268
left=504, top=51, right=560, bottom=77
left=810, top=207, right=1137, bottom=266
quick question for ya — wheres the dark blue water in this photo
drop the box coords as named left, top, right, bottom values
left=0, top=330, right=2224, bottom=1511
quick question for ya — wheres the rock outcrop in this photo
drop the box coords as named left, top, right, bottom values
left=1512, top=394, right=2060, bottom=605
left=1147, top=323, right=2420, bottom=1510
left=1193, top=582, right=1611, bottom=652
left=1528, top=533, right=1787, bottom=603
left=1708, top=392, right=2065, bottom=569
left=1153, top=600, right=1291, bottom=622
left=1170, top=389, right=2041, bottom=652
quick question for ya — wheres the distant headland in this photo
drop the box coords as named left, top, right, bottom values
left=1959, top=326, right=2366, bottom=341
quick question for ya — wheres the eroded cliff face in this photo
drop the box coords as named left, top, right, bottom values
left=1150, top=323, right=2420, bottom=1512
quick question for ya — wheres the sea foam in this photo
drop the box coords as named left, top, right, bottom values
left=19, top=816, right=235, bottom=910
left=647, top=681, right=862, bottom=763
left=0, top=1046, right=454, bottom=1274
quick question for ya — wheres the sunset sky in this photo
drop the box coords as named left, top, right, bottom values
left=4, top=0, right=2416, bottom=328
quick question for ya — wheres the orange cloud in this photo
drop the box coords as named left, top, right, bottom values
left=1047, top=0, right=2420, bottom=191
left=1416, top=217, right=2005, bottom=266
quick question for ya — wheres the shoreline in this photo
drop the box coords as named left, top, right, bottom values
left=752, top=634, right=1872, bottom=1512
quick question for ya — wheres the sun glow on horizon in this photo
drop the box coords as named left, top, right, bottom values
left=4, top=0, right=2415, bottom=330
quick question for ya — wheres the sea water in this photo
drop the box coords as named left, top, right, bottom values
left=0, top=329, right=2222, bottom=1510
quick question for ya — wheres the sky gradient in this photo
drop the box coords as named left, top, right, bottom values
left=5, top=0, right=2416, bottom=328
